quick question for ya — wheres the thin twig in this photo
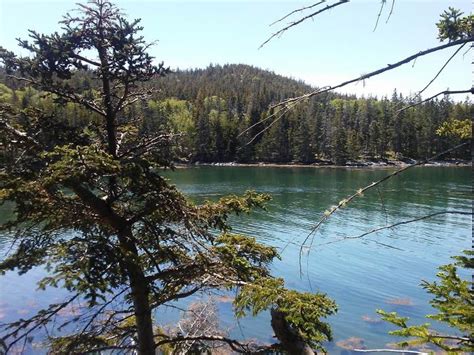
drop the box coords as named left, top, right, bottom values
left=376, top=186, right=389, bottom=226
left=236, top=105, right=287, bottom=138
left=385, top=0, right=395, bottom=23
left=78, top=288, right=128, bottom=338
left=237, top=86, right=330, bottom=146
left=417, top=43, right=467, bottom=97
left=373, top=0, right=386, bottom=32
left=260, top=0, right=349, bottom=49
left=237, top=106, right=290, bottom=148
left=154, top=334, right=267, bottom=353
left=318, top=211, right=472, bottom=247
left=298, top=141, right=469, bottom=275
left=354, top=349, right=428, bottom=354
left=396, top=42, right=468, bottom=112
left=271, top=37, right=474, bottom=109
left=462, top=43, right=472, bottom=57
left=397, top=88, right=474, bottom=113
left=1, top=295, right=79, bottom=353
left=270, top=0, right=326, bottom=26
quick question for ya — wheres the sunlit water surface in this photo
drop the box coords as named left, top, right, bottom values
left=0, top=166, right=471, bottom=353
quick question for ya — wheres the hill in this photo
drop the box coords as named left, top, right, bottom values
left=0, top=63, right=471, bottom=163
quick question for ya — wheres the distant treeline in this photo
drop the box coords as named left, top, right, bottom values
left=1, top=64, right=471, bottom=164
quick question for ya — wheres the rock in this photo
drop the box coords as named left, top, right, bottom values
left=385, top=297, right=414, bottom=306
left=336, top=337, right=366, bottom=350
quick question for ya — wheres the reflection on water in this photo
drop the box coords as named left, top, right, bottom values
left=0, top=166, right=471, bottom=354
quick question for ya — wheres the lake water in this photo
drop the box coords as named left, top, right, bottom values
left=0, top=166, right=471, bottom=353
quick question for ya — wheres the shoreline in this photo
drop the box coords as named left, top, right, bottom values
left=175, top=160, right=471, bottom=169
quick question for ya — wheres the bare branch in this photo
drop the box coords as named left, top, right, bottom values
left=260, top=0, right=349, bottom=49
left=237, top=105, right=291, bottom=149
left=272, top=37, right=474, bottom=108
left=78, top=288, right=129, bottom=338
left=417, top=43, right=468, bottom=96
left=354, top=349, right=428, bottom=354
left=71, top=53, right=101, bottom=67
left=269, top=0, right=326, bottom=26
left=397, top=42, right=468, bottom=112
left=0, top=116, right=40, bottom=148
left=116, top=89, right=155, bottom=113
left=237, top=85, right=331, bottom=146
left=79, top=345, right=135, bottom=353
left=319, top=211, right=472, bottom=247
left=373, top=0, right=386, bottom=32
left=397, top=88, right=474, bottom=113
left=154, top=334, right=272, bottom=353
left=462, top=43, right=472, bottom=57
left=298, top=141, right=469, bottom=274
left=385, top=0, right=396, bottom=23
left=1, top=295, right=79, bottom=353
left=6, top=74, right=107, bottom=117
left=118, top=132, right=182, bottom=159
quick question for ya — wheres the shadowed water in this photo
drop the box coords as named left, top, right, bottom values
left=0, top=166, right=471, bottom=353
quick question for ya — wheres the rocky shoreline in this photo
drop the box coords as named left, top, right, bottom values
left=176, top=159, right=471, bottom=169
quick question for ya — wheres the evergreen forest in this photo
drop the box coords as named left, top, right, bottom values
left=0, top=0, right=472, bottom=353
left=1, top=63, right=471, bottom=166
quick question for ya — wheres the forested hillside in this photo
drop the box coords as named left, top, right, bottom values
left=1, top=63, right=471, bottom=164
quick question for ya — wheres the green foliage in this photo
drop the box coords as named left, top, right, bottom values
left=437, top=7, right=474, bottom=42
left=234, top=277, right=337, bottom=350
left=213, top=233, right=278, bottom=279
left=436, top=119, right=472, bottom=139
left=0, top=1, right=338, bottom=353
left=49, top=334, right=111, bottom=354
left=0, top=83, right=12, bottom=102
left=194, top=190, right=271, bottom=231
left=2, top=64, right=471, bottom=165
left=378, top=251, right=474, bottom=353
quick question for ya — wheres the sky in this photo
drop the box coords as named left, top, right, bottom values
left=0, top=0, right=472, bottom=99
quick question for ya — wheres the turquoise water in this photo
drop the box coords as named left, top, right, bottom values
left=0, top=166, right=471, bottom=353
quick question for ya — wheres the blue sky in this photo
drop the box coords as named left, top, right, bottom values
left=0, top=0, right=472, bottom=99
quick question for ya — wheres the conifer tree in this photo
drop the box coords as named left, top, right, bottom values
left=0, top=1, right=337, bottom=354
left=378, top=251, right=474, bottom=353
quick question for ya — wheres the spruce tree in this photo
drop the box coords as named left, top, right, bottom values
left=0, top=1, right=336, bottom=353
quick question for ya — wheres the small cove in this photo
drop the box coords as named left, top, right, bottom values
left=0, top=166, right=471, bottom=353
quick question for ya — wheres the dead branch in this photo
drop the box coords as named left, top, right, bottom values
left=0, top=115, right=40, bottom=148
left=396, top=42, right=468, bottom=112
left=298, top=141, right=469, bottom=274
left=78, top=345, right=135, bottom=353
left=397, top=88, right=474, bottom=113
left=154, top=334, right=271, bottom=353
left=237, top=86, right=330, bottom=147
left=0, top=295, right=79, bottom=353
left=319, top=210, right=472, bottom=247
left=354, top=349, right=428, bottom=354
left=373, top=0, right=386, bottom=32
left=271, top=37, right=473, bottom=108
left=6, top=75, right=107, bottom=117
left=78, top=288, right=129, bottom=338
left=117, top=132, right=182, bottom=158
left=260, top=0, right=349, bottom=49
left=237, top=105, right=291, bottom=148
left=385, top=0, right=396, bottom=23
left=269, top=0, right=326, bottom=26
left=417, top=42, right=467, bottom=96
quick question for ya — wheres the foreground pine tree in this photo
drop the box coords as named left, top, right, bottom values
left=378, top=251, right=474, bottom=353
left=0, top=1, right=336, bottom=353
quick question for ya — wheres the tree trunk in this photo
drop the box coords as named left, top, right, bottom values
left=119, top=229, right=156, bottom=355
left=129, top=267, right=155, bottom=355
left=271, top=308, right=314, bottom=355
left=70, top=185, right=156, bottom=354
